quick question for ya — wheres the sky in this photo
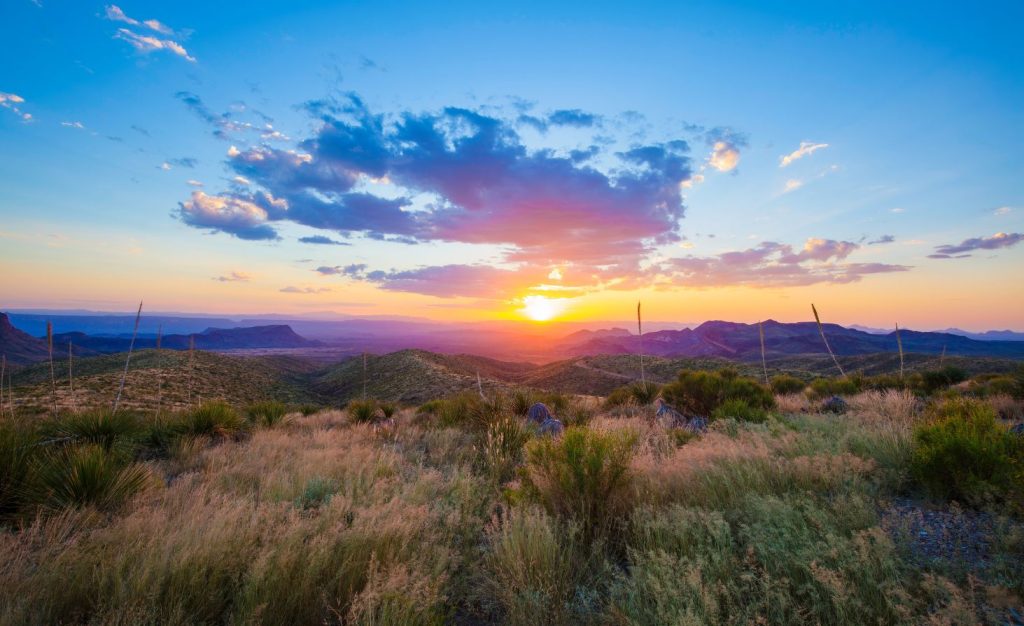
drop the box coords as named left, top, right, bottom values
left=1, top=0, right=1022, bottom=330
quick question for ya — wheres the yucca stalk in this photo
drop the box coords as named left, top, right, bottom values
left=362, top=352, right=368, bottom=400
left=895, top=322, right=904, bottom=379
left=939, top=343, right=946, bottom=366
left=758, top=320, right=769, bottom=385
left=68, top=340, right=76, bottom=413
left=811, top=303, right=846, bottom=378
left=155, top=324, right=162, bottom=416
left=637, top=300, right=646, bottom=385
left=187, top=334, right=195, bottom=406
left=112, top=300, right=142, bottom=413
left=0, top=354, right=5, bottom=418
left=47, top=321, right=57, bottom=414
left=477, top=370, right=485, bottom=399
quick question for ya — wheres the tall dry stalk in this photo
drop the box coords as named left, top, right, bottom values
left=112, top=300, right=143, bottom=413
left=6, top=364, right=13, bottom=418
left=939, top=344, right=946, bottom=366
left=187, top=335, right=195, bottom=406
left=758, top=320, right=769, bottom=385
left=68, top=340, right=76, bottom=412
left=637, top=300, right=646, bottom=385
left=47, top=321, right=57, bottom=414
left=895, top=322, right=904, bottom=379
left=477, top=370, right=485, bottom=399
left=362, top=352, right=368, bottom=400
left=0, top=354, right=5, bottom=418
left=811, top=303, right=846, bottom=378
left=155, top=324, right=163, bottom=416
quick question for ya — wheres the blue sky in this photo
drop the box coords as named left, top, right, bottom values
left=1, top=0, right=1022, bottom=328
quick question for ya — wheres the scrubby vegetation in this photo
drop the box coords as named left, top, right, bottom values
left=1, top=357, right=1022, bottom=625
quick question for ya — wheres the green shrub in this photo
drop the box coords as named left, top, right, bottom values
left=31, top=444, right=154, bottom=511
left=711, top=398, right=771, bottom=423
left=378, top=401, right=398, bottom=419
left=246, top=401, right=289, bottom=428
left=520, top=427, right=637, bottom=541
left=661, top=369, right=775, bottom=417
left=770, top=374, right=806, bottom=395
left=630, top=381, right=661, bottom=405
left=918, top=366, right=968, bottom=395
left=295, top=403, right=321, bottom=417
left=43, top=410, right=142, bottom=458
left=807, top=377, right=860, bottom=399
left=604, top=385, right=634, bottom=408
left=911, top=398, right=1023, bottom=506
left=176, top=402, right=246, bottom=439
left=294, top=476, right=339, bottom=510
left=346, top=399, right=380, bottom=423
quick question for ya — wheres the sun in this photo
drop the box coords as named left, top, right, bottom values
left=521, top=295, right=563, bottom=322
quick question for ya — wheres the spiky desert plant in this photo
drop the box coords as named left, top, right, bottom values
left=347, top=398, right=379, bottom=423
left=31, top=444, right=154, bottom=512
left=759, top=320, right=769, bottom=385
left=637, top=300, right=646, bottom=385
left=895, top=322, right=905, bottom=379
left=112, top=300, right=143, bottom=413
left=811, top=303, right=846, bottom=378
left=47, top=321, right=56, bottom=414
left=177, top=401, right=245, bottom=439
left=246, top=400, right=289, bottom=428
left=45, top=409, right=142, bottom=458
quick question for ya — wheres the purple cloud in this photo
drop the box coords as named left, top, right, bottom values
left=929, top=232, right=1023, bottom=259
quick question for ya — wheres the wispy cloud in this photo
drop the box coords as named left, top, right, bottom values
left=177, top=191, right=279, bottom=240
left=993, top=206, right=1013, bottom=216
left=114, top=29, right=195, bottom=62
left=868, top=234, right=895, bottom=245
left=298, top=235, right=350, bottom=246
left=0, top=92, right=32, bottom=121
left=104, top=5, right=174, bottom=35
left=213, top=271, right=251, bottom=282
left=928, top=232, right=1023, bottom=259
left=665, top=237, right=908, bottom=287
left=60, top=120, right=85, bottom=129
left=280, top=285, right=332, bottom=294
left=780, top=141, right=828, bottom=167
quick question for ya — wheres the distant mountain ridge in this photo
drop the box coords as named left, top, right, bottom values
left=49, top=325, right=320, bottom=355
left=564, top=319, right=1024, bottom=360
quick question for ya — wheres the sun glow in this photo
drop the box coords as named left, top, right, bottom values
left=521, top=295, right=563, bottom=322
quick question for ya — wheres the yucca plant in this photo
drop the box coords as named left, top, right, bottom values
left=378, top=401, right=398, bottom=419
left=246, top=400, right=289, bottom=428
left=630, top=381, right=660, bottom=405
left=31, top=444, right=154, bottom=512
left=44, top=409, right=143, bottom=459
left=346, top=398, right=379, bottom=423
left=176, top=401, right=245, bottom=439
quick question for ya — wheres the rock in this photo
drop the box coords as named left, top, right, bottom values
left=538, top=417, right=565, bottom=437
left=684, top=416, right=708, bottom=433
left=527, top=402, right=552, bottom=425
left=821, top=395, right=848, bottom=414
left=654, top=398, right=707, bottom=433
left=1010, top=423, right=1024, bottom=436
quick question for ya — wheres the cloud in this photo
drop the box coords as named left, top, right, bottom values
left=783, top=179, right=803, bottom=193
left=168, top=157, right=197, bottom=168
left=186, top=179, right=204, bottom=187
left=344, top=264, right=524, bottom=298
left=61, top=121, right=85, bottom=129
left=298, top=235, right=350, bottom=245
left=868, top=235, right=895, bottom=245
left=104, top=5, right=174, bottom=35
left=780, top=141, right=828, bottom=167
left=314, top=266, right=344, bottom=275
left=890, top=207, right=905, bottom=214
left=176, top=191, right=279, bottom=240
left=113, top=29, right=195, bottom=62
left=0, top=92, right=32, bottom=121
left=518, top=108, right=601, bottom=132
left=704, top=127, right=745, bottom=173
left=928, top=232, right=1023, bottom=259
left=175, top=92, right=276, bottom=140
left=280, top=285, right=332, bottom=294
left=213, top=271, right=251, bottom=282
left=665, top=238, right=909, bottom=288
left=994, top=206, right=1012, bottom=216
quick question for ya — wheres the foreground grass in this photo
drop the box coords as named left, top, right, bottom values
left=1, top=391, right=1021, bottom=624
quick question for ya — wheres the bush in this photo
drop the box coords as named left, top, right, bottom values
left=520, top=427, right=637, bottom=541
left=911, top=398, right=1024, bottom=506
left=378, top=401, right=398, bottom=419
left=479, top=416, right=532, bottom=483
left=176, top=402, right=246, bottom=439
left=808, top=377, right=860, bottom=399
left=712, top=398, right=771, bottom=423
left=770, top=374, right=806, bottom=395
left=246, top=401, right=289, bottom=428
left=295, top=404, right=321, bottom=417
left=294, top=476, right=339, bottom=510
left=346, top=399, right=380, bottom=424
left=661, top=369, right=775, bottom=417
left=918, top=366, right=968, bottom=395
left=31, top=444, right=154, bottom=511
left=43, top=410, right=142, bottom=458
